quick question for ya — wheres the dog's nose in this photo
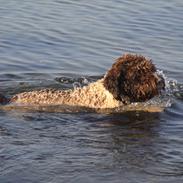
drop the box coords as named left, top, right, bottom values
left=153, top=73, right=165, bottom=91
left=157, top=75, right=165, bottom=91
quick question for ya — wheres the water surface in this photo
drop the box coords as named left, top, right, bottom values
left=0, top=0, right=183, bottom=182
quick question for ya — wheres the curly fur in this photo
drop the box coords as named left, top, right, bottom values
left=0, top=54, right=165, bottom=109
left=10, top=79, right=121, bottom=108
left=104, top=54, right=165, bottom=103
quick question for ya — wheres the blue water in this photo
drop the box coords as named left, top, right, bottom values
left=0, top=0, right=183, bottom=182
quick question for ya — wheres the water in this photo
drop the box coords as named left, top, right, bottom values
left=0, top=0, right=183, bottom=182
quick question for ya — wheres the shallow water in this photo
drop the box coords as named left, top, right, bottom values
left=0, top=0, right=183, bottom=182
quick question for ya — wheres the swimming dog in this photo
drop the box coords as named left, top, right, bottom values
left=0, top=54, right=165, bottom=109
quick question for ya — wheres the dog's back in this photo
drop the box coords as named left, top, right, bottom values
left=5, top=79, right=121, bottom=109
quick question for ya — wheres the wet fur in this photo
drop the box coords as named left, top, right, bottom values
left=104, top=54, right=164, bottom=103
left=8, top=79, right=121, bottom=108
left=0, top=54, right=165, bottom=109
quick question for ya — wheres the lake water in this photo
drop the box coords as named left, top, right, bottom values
left=0, top=0, right=183, bottom=182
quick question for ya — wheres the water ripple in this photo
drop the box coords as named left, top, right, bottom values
left=0, top=0, right=183, bottom=182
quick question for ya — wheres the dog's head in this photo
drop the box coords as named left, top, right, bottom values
left=104, top=54, right=165, bottom=103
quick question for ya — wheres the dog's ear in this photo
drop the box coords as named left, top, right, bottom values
left=104, top=55, right=127, bottom=100
left=103, top=69, right=119, bottom=100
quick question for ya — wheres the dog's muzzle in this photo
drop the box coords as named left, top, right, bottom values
left=154, top=73, right=165, bottom=92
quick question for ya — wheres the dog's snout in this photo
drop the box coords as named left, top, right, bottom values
left=157, top=75, right=165, bottom=91
left=153, top=73, right=165, bottom=90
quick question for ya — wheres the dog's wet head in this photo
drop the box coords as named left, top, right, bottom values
left=104, top=54, right=165, bottom=103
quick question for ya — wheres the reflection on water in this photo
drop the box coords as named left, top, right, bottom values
left=1, top=110, right=183, bottom=182
left=0, top=0, right=183, bottom=182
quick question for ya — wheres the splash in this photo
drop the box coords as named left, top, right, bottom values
left=157, top=69, right=181, bottom=94
left=73, top=82, right=82, bottom=89
left=110, top=70, right=182, bottom=113
left=55, top=76, right=93, bottom=85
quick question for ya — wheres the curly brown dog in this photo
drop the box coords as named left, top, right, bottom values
left=0, top=54, right=165, bottom=109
